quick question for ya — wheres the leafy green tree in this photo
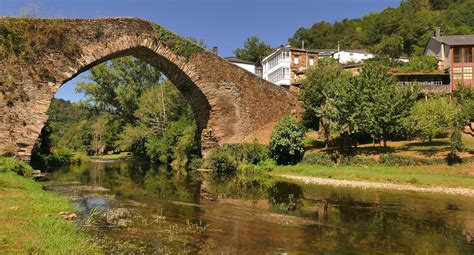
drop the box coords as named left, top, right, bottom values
left=351, top=63, right=418, bottom=147
left=399, top=55, right=438, bottom=73
left=408, top=96, right=454, bottom=141
left=234, top=36, right=273, bottom=64
left=449, top=85, right=474, bottom=154
left=374, top=35, right=404, bottom=58
left=269, top=116, right=305, bottom=165
left=76, top=56, right=161, bottom=124
left=300, top=59, right=351, bottom=146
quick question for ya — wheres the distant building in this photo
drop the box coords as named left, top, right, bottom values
left=394, top=72, right=451, bottom=94
left=333, top=50, right=374, bottom=64
left=424, top=28, right=474, bottom=89
left=225, top=57, right=261, bottom=76
left=261, top=46, right=318, bottom=87
left=314, top=49, right=338, bottom=58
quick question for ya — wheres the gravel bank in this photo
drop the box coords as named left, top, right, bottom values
left=275, top=174, right=474, bottom=197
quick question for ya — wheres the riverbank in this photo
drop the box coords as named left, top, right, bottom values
left=273, top=163, right=474, bottom=196
left=0, top=172, right=100, bottom=254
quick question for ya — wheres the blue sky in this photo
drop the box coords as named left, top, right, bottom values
left=0, top=0, right=400, bottom=101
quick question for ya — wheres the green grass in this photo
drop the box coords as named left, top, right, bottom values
left=273, top=163, right=474, bottom=189
left=91, top=152, right=134, bottom=160
left=0, top=171, right=101, bottom=254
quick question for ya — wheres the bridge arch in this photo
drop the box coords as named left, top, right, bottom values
left=0, top=18, right=296, bottom=160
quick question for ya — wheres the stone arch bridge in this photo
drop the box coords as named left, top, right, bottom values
left=0, top=18, right=296, bottom=160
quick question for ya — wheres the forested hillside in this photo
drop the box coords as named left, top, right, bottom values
left=288, top=0, right=474, bottom=57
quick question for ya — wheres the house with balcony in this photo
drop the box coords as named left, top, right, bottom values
left=261, top=46, right=318, bottom=87
left=424, top=28, right=474, bottom=91
left=224, top=57, right=262, bottom=77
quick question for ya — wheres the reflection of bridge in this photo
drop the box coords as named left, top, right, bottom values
left=0, top=18, right=296, bottom=160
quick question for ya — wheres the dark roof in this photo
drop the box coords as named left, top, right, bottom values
left=285, top=47, right=320, bottom=54
left=224, top=57, right=256, bottom=65
left=313, top=49, right=338, bottom=56
left=431, top=35, right=474, bottom=46
left=337, top=49, right=373, bottom=54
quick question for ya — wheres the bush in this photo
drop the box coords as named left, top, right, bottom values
left=269, top=116, right=305, bottom=165
left=379, top=154, right=443, bottom=166
left=45, top=148, right=72, bottom=168
left=188, top=156, right=203, bottom=170
left=339, top=155, right=376, bottom=166
left=71, top=152, right=90, bottom=165
left=208, top=148, right=237, bottom=172
left=221, top=142, right=269, bottom=165
left=301, top=152, right=335, bottom=166
left=0, top=156, right=33, bottom=176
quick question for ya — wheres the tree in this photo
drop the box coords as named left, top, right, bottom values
left=76, top=56, right=161, bottom=124
left=269, top=116, right=305, bottom=165
left=408, top=96, right=454, bottom=142
left=352, top=63, right=418, bottom=147
left=373, top=35, right=404, bottom=58
left=300, top=59, right=351, bottom=147
left=233, top=36, right=273, bottom=64
left=449, top=85, right=474, bottom=155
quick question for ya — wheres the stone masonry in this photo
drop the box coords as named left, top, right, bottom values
left=0, top=18, right=296, bottom=160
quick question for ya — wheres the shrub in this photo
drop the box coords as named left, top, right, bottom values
left=208, top=147, right=237, bottom=172
left=221, top=142, right=269, bottom=165
left=71, top=152, right=90, bottom=165
left=188, top=156, right=203, bottom=170
left=301, top=152, right=335, bottom=166
left=0, top=156, right=33, bottom=176
left=379, top=154, right=443, bottom=166
left=339, top=155, right=376, bottom=166
left=269, top=116, right=305, bottom=165
left=45, top=148, right=72, bottom=168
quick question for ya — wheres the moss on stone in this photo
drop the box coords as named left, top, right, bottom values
left=151, top=23, right=203, bottom=60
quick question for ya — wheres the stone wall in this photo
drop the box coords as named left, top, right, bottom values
left=0, top=18, right=296, bottom=160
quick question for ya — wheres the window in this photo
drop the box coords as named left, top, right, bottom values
left=309, top=57, right=314, bottom=65
left=294, top=56, right=299, bottom=64
left=464, top=67, right=473, bottom=80
left=453, top=67, right=463, bottom=80
left=454, top=48, right=461, bottom=63
left=465, top=47, right=473, bottom=63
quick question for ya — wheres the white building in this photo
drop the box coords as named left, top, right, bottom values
left=261, top=46, right=318, bottom=87
left=225, top=57, right=262, bottom=77
left=333, top=50, right=374, bottom=64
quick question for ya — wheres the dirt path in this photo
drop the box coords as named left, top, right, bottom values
left=274, top=174, right=474, bottom=197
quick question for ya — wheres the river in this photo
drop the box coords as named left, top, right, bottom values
left=43, top=160, right=474, bottom=254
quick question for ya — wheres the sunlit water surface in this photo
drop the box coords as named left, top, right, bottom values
left=44, top=160, right=474, bottom=254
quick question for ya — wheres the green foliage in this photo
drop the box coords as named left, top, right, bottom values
left=208, top=147, right=237, bottom=172
left=339, top=155, right=376, bottom=166
left=45, top=148, right=73, bottom=168
left=151, top=23, right=204, bottom=60
left=399, top=55, right=438, bottom=73
left=301, top=152, right=335, bottom=166
left=233, top=36, right=273, bottom=64
left=449, top=85, right=474, bottom=154
left=269, top=116, right=306, bottom=165
left=300, top=60, right=351, bottom=146
left=288, top=0, right=473, bottom=56
left=0, top=156, right=33, bottom=176
left=407, top=96, right=454, bottom=141
left=374, top=34, right=404, bottom=58
left=350, top=63, right=418, bottom=146
left=379, top=154, right=443, bottom=166
left=219, top=142, right=269, bottom=165
left=76, top=56, right=161, bottom=123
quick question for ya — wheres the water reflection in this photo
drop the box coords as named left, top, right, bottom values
left=44, top=160, right=474, bottom=254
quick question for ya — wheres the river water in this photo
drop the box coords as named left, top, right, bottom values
left=43, top=160, right=474, bottom=254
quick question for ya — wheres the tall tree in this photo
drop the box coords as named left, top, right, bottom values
left=233, top=36, right=273, bottom=64
left=76, top=56, right=161, bottom=124
left=351, top=64, right=418, bottom=147
left=300, top=59, right=351, bottom=147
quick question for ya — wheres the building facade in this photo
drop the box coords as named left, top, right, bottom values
left=261, top=46, right=318, bottom=87
left=333, top=50, right=374, bottom=64
left=225, top=57, right=261, bottom=76
left=424, top=29, right=474, bottom=90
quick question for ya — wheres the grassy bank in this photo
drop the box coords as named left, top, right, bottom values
left=273, top=163, right=474, bottom=189
left=0, top=171, right=100, bottom=254
left=91, top=152, right=134, bottom=160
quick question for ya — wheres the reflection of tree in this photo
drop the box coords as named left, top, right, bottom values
left=143, top=168, right=201, bottom=203
left=206, top=172, right=274, bottom=202
left=268, top=182, right=304, bottom=211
